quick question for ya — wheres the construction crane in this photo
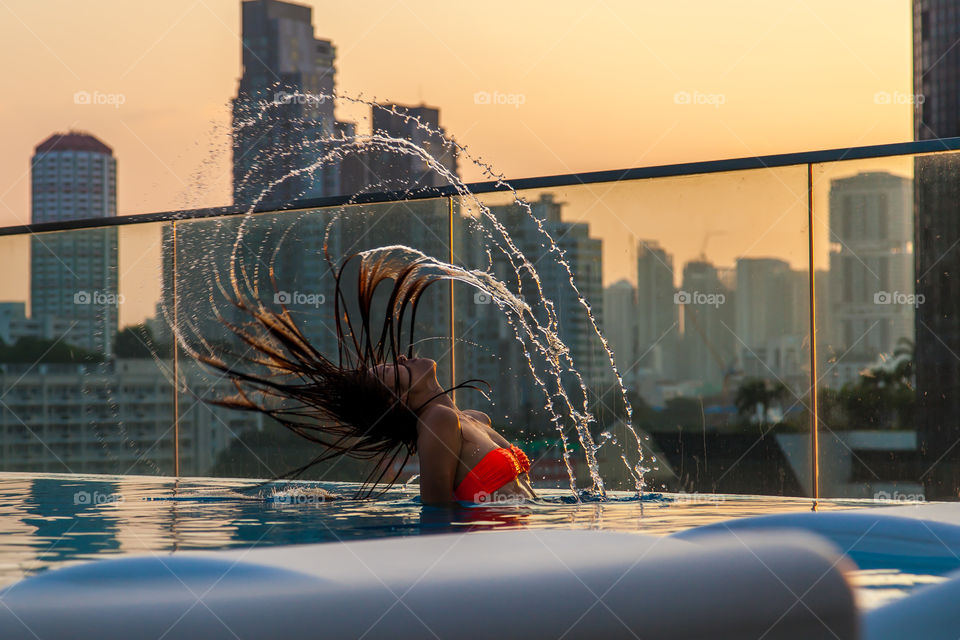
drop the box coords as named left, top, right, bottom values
left=697, top=230, right=726, bottom=262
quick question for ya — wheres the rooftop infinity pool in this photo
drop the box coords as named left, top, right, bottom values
left=0, top=472, right=941, bottom=610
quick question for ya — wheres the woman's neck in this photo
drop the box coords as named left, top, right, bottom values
left=410, top=385, right=457, bottom=413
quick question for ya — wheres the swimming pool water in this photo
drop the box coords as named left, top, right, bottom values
left=0, top=472, right=942, bottom=609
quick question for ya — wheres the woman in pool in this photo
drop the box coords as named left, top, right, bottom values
left=187, top=249, right=536, bottom=505
left=370, top=353, right=536, bottom=504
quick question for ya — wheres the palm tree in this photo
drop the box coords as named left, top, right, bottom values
left=766, top=381, right=789, bottom=419
left=892, top=337, right=915, bottom=387
left=841, top=338, right=917, bottom=429
left=735, top=378, right=789, bottom=426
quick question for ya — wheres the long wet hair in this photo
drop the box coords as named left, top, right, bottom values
left=184, top=249, right=488, bottom=498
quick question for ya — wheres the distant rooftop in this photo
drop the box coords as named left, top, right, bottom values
left=34, top=131, right=112, bottom=156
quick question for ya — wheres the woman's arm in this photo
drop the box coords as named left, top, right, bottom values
left=518, top=472, right=537, bottom=498
left=473, top=417, right=538, bottom=499
left=416, top=406, right=462, bottom=506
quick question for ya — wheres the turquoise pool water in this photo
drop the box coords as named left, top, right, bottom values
left=0, top=472, right=943, bottom=609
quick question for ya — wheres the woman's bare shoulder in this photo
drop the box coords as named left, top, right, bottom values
left=419, top=403, right=462, bottom=435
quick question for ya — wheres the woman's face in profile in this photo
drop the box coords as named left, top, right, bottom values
left=371, top=360, right=411, bottom=397
left=370, top=355, right=437, bottom=403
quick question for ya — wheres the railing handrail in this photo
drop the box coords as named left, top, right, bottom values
left=6, top=136, right=960, bottom=237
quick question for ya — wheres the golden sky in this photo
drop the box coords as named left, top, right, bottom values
left=0, top=0, right=916, bottom=326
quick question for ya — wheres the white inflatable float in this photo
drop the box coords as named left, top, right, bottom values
left=673, top=502, right=960, bottom=573
left=674, top=501, right=960, bottom=639
left=0, top=528, right=857, bottom=640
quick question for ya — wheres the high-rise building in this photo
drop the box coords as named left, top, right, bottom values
left=734, top=258, right=809, bottom=392
left=0, top=358, right=259, bottom=476
left=735, top=258, right=792, bottom=348
left=221, top=1, right=348, bottom=357
left=457, top=194, right=605, bottom=425
left=635, top=240, right=678, bottom=382
left=0, top=303, right=75, bottom=347
left=232, top=0, right=355, bottom=206
left=914, top=1, right=960, bottom=498
left=31, top=132, right=116, bottom=224
left=30, top=131, right=118, bottom=356
left=335, top=120, right=374, bottom=196
left=913, top=1, right=960, bottom=141
left=826, top=172, right=913, bottom=387
left=677, top=259, right=735, bottom=394
left=17, top=133, right=251, bottom=476
left=369, top=103, right=459, bottom=191
left=602, top=280, right=638, bottom=383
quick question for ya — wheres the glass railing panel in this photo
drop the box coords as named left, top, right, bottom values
left=173, top=199, right=453, bottom=483
left=0, top=222, right=173, bottom=476
left=812, top=150, right=959, bottom=501
left=453, top=166, right=813, bottom=496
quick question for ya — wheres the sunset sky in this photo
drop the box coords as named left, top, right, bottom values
left=0, top=0, right=917, bottom=325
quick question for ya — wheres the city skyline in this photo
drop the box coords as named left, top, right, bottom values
left=0, top=153, right=916, bottom=346
left=0, top=0, right=914, bottom=224
left=0, top=2, right=928, bottom=443
left=0, top=0, right=920, bottom=333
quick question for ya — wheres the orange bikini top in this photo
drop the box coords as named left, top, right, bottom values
left=454, top=444, right=531, bottom=503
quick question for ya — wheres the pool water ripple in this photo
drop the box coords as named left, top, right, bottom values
left=0, top=472, right=936, bottom=609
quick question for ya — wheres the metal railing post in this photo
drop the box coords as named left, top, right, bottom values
left=172, top=220, right=180, bottom=477
left=448, top=196, right=456, bottom=404
left=806, top=164, right=820, bottom=509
